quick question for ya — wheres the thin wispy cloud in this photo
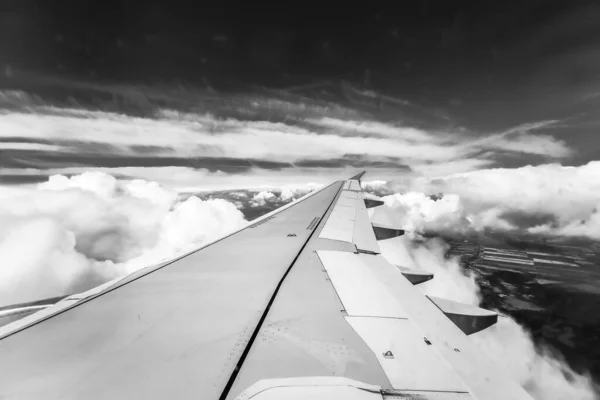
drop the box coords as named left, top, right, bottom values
left=467, top=120, right=571, bottom=158
left=0, top=142, right=66, bottom=152
left=0, top=98, right=573, bottom=182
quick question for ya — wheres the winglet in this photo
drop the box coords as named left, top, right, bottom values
left=349, top=171, right=366, bottom=181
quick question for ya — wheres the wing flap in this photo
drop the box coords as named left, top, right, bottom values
left=356, top=252, right=532, bottom=400
left=317, top=251, right=406, bottom=318
left=345, top=316, right=467, bottom=392
left=428, top=296, right=498, bottom=335
left=352, top=194, right=381, bottom=254
left=318, top=193, right=356, bottom=243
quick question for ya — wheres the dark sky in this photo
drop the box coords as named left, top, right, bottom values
left=2, top=0, right=600, bottom=165
left=3, top=1, right=599, bottom=99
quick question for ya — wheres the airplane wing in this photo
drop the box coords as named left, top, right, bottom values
left=0, top=172, right=533, bottom=400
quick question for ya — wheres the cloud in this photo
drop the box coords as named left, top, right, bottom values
left=367, top=161, right=600, bottom=240
left=0, top=101, right=573, bottom=179
left=379, top=236, right=481, bottom=305
left=472, top=316, right=597, bottom=400
left=0, top=142, right=66, bottom=151
left=279, top=187, right=297, bottom=202
left=0, top=172, right=247, bottom=306
left=377, top=235, right=597, bottom=400
left=409, top=158, right=496, bottom=177
left=379, top=192, right=476, bottom=235
left=361, top=180, right=396, bottom=197
left=305, top=117, right=439, bottom=141
left=0, top=166, right=332, bottom=192
left=248, top=184, right=321, bottom=208
left=250, top=190, right=277, bottom=207
left=467, top=120, right=571, bottom=158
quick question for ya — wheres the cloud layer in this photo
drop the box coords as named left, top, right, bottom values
left=0, top=172, right=247, bottom=306
left=0, top=90, right=574, bottom=183
left=371, top=161, right=600, bottom=398
left=0, top=165, right=597, bottom=399
left=364, top=161, right=600, bottom=240
left=378, top=236, right=597, bottom=400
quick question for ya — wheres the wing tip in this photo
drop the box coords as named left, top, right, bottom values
left=349, top=171, right=366, bottom=181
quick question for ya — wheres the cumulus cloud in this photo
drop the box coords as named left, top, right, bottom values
left=279, top=187, right=296, bottom=202
left=274, top=184, right=322, bottom=201
left=367, top=161, right=600, bottom=240
left=361, top=180, right=395, bottom=197
left=0, top=172, right=247, bottom=306
left=378, top=235, right=597, bottom=399
left=248, top=184, right=320, bottom=207
left=369, top=160, right=600, bottom=398
left=379, top=236, right=480, bottom=305
left=250, top=190, right=277, bottom=207
left=472, top=316, right=597, bottom=400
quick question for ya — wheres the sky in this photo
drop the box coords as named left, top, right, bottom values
left=1, top=1, right=599, bottom=275
left=1, top=0, right=600, bottom=188
left=1, top=3, right=600, bottom=398
left=2, top=0, right=600, bottom=271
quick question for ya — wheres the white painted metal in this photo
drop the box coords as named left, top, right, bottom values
left=337, top=196, right=357, bottom=207
left=226, top=217, right=391, bottom=399
left=0, top=272, right=134, bottom=336
left=358, top=253, right=534, bottom=400
left=0, top=180, right=334, bottom=338
left=0, top=298, right=78, bottom=335
left=349, top=180, right=362, bottom=191
left=395, top=266, right=434, bottom=285
left=0, top=305, right=51, bottom=329
left=319, top=217, right=354, bottom=242
left=247, top=386, right=381, bottom=400
left=428, top=297, right=496, bottom=318
left=340, top=190, right=358, bottom=199
left=353, top=195, right=381, bottom=254
left=333, top=203, right=356, bottom=219
left=0, top=174, right=535, bottom=400
left=383, top=393, right=471, bottom=399
left=319, top=197, right=356, bottom=243
left=0, top=182, right=344, bottom=400
left=428, top=296, right=497, bottom=334
left=236, top=377, right=382, bottom=400
left=343, top=181, right=351, bottom=190
left=318, top=190, right=378, bottom=251
left=319, top=214, right=354, bottom=243
left=317, top=251, right=407, bottom=318
left=346, top=317, right=466, bottom=392
left=0, top=305, right=49, bottom=319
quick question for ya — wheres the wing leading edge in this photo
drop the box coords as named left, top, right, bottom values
left=0, top=174, right=533, bottom=400
left=0, top=181, right=343, bottom=399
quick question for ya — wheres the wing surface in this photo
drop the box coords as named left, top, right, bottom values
left=224, top=176, right=533, bottom=400
left=0, top=174, right=533, bottom=400
left=0, top=181, right=342, bottom=400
